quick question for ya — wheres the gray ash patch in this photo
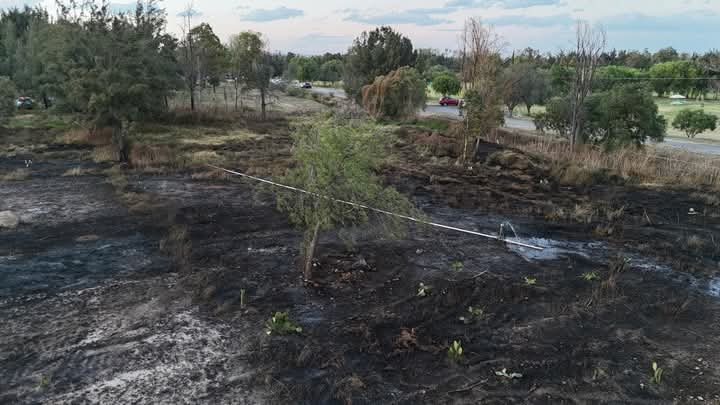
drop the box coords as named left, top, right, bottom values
left=0, top=275, right=266, bottom=404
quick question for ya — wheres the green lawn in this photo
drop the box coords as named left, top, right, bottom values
left=7, top=112, right=75, bottom=131
left=506, top=97, right=720, bottom=143
left=656, top=97, right=720, bottom=142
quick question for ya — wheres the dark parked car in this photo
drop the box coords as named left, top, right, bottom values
left=301, top=82, right=312, bottom=89
left=16, top=97, right=34, bottom=109
left=439, top=96, right=460, bottom=106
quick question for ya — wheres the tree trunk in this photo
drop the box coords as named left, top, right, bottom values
left=526, top=104, right=532, bottom=116
left=461, top=117, right=470, bottom=164
left=303, top=222, right=321, bottom=280
left=223, top=86, right=228, bottom=112
left=111, top=118, right=130, bottom=163
left=190, top=86, right=196, bottom=111
left=234, top=82, right=240, bottom=112
left=260, top=87, right=267, bottom=121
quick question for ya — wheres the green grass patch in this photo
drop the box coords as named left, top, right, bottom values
left=655, top=97, right=720, bottom=141
left=7, top=112, right=75, bottom=131
left=511, top=104, right=546, bottom=119
left=408, top=118, right=451, bottom=132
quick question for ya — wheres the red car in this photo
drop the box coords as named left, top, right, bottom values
left=439, top=96, right=460, bottom=106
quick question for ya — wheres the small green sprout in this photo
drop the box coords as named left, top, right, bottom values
left=417, top=282, right=433, bottom=297
left=240, top=289, right=246, bottom=309
left=524, top=277, right=537, bottom=286
left=450, top=260, right=464, bottom=272
left=265, top=311, right=302, bottom=336
left=448, top=340, right=463, bottom=362
left=582, top=272, right=600, bottom=282
left=459, top=306, right=484, bottom=324
left=650, top=361, right=664, bottom=385
left=37, top=375, right=50, bottom=389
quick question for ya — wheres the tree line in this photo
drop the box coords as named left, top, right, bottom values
left=1, top=2, right=718, bottom=152
left=0, top=2, right=284, bottom=154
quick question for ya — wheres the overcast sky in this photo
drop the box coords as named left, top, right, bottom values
left=3, top=0, right=719, bottom=55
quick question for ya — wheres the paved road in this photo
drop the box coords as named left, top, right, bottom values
left=423, top=105, right=536, bottom=131
left=658, top=137, right=720, bottom=155
left=423, top=104, right=720, bottom=156
left=311, top=87, right=346, bottom=99
left=310, top=89, right=720, bottom=156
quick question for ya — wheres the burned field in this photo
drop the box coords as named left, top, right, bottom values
left=1, top=110, right=720, bottom=404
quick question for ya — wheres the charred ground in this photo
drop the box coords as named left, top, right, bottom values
left=1, top=108, right=719, bottom=404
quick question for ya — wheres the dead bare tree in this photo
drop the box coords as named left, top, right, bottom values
left=178, top=3, right=198, bottom=111
left=458, top=18, right=505, bottom=163
left=569, top=21, right=606, bottom=147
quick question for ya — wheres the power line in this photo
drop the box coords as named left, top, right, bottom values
left=206, top=164, right=545, bottom=251
left=594, top=77, right=720, bottom=81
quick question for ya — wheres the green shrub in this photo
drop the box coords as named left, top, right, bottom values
left=0, top=77, right=17, bottom=125
left=361, top=67, right=426, bottom=119
left=448, top=340, right=463, bottom=362
left=672, top=109, right=718, bottom=138
left=265, top=311, right=302, bottom=336
left=431, top=73, right=461, bottom=96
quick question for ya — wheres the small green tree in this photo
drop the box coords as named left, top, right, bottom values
left=228, top=31, right=264, bottom=111
left=534, top=84, right=666, bottom=147
left=519, top=68, right=550, bottom=116
left=423, top=64, right=450, bottom=82
left=51, top=1, right=179, bottom=160
left=673, top=109, right=718, bottom=138
left=318, top=59, right=343, bottom=84
left=361, top=67, right=426, bottom=119
left=277, top=118, right=417, bottom=280
left=586, top=83, right=666, bottom=147
left=533, top=96, right=572, bottom=136
left=190, top=23, right=227, bottom=93
left=500, top=65, right=524, bottom=116
left=0, top=77, right=16, bottom=125
left=431, top=73, right=461, bottom=97
left=344, top=26, right=416, bottom=99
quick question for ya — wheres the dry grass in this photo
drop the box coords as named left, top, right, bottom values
left=58, top=128, right=113, bottom=146
left=1, top=168, right=30, bottom=181
left=62, top=167, right=90, bottom=177
left=572, top=203, right=597, bottom=224
left=179, top=129, right=260, bottom=146
left=587, top=257, right=627, bottom=307
left=486, top=150, right=536, bottom=170
left=683, top=235, right=706, bottom=253
left=593, top=225, right=615, bottom=237
left=496, top=129, right=720, bottom=189
left=187, top=150, right=222, bottom=164
left=190, top=170, right=231, bottom=180
left=691, top=192, right=720, bottom=207
left=129, top=144, right=185, bottom=170
left=106, top=165, right=129, bottom=191
left=92, top=145, right=120, bottom=162
left=604, top=205, right=626, bottom=222
left=160, top=224, right=191, bottom=272
left=544, top=205, right=569, bottom=222
left=544, top=202, right=625, bottom=227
